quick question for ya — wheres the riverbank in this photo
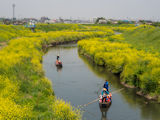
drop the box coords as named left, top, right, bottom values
left=0, top=37, right=87, bottom=119
left=78, top=33, right=160, bottom=102
left=79, top=50, right=159, bottom=101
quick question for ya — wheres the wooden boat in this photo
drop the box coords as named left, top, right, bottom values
left=55, top=60, right=62, bottom=67
left=99, top=94, right=112, bottom=108
left=99, top=100, right=112, bottom=108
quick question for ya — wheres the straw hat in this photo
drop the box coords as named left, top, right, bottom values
left=103, top=88, right=107, bottom=91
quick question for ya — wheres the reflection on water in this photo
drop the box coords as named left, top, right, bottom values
left=56, top=66, right=62, bottom=72
left=43, top=44, right=160, bottom=120
left=99, top=103, right=111, bottom=120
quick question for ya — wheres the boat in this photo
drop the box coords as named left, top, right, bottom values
left=99, top=100, right=112, bottom=108
left=55, top=60, right=62, bottom=67
left=99, top=93, right=112, bottom=108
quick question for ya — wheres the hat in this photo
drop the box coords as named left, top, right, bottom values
left=103, top=88, right=107, bottom=91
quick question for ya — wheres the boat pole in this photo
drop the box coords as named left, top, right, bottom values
left=79, top=88, right=124, bottom=108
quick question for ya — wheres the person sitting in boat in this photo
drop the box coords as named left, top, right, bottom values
left=106, top=92, right=112, bottom=102
left=101, top=88, right=108, bottom=102
left=105, top=92, right=112, bottom=103
left=57, top=55, right=60, bottom=60
left=109, top=92, right=112, bottom=101
left=103, top=81, right=109, bottom=91
left=56, top=59, right=61, bottom=65
left=56, top=55, right=61, bottom=64
left=101, top=88, right=107, bottom=95
left=101, top=88, right=112, bottom=103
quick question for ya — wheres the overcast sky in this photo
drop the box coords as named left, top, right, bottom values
left=0, top=0, right=160, bottom=20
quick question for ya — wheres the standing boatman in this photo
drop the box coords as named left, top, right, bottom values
left=103, top=80, right=109, bottom=92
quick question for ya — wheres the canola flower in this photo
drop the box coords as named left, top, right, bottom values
left=52, top=98, right=81, bottom=120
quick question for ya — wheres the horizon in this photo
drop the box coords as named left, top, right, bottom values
left=0, top=0, right=160, bottom=21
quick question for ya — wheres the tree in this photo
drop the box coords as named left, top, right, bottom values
left=95, top=17, right=106, bottom=24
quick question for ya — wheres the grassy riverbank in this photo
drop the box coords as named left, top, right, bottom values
left=123, top=25, right=160, bottom=53
left=0, top=24, right=113, bottom=119
left=78, top=26, right=160, bottom=102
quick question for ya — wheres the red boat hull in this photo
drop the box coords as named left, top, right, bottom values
left=55, top=61, right=62, bottom=67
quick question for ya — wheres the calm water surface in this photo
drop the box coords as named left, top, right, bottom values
left=43, top=44, right=160, bottom=120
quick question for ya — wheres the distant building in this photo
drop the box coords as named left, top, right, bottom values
left=40, top=17, right=50, bottom=23
left=0, top=18, right=4, bottom=22
left=95, top=17, right=107, bottom=24
left=145, top=20, right=153, bottom=25
left=63, top=19, right=72, bottom=24
left=3, top=18, right=12, bottom=25
left=45, top=19, right=57, bottom=24
left=138, top=20, right=153, bottom=25
left=108, top=19, right=118, bottom=24
left=22, top=18, right=38, bottom=24
left=98, top=19, right=107, bottom=24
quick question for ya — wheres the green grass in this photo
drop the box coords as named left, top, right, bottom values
left=123, top=26, right=160, bottom=53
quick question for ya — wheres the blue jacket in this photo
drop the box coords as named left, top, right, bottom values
left=103, top=81, right=109, bottom=91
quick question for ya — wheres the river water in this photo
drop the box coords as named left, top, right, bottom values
left=43, top=44, right=160, bottom=120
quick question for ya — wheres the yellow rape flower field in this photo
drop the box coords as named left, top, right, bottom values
left=0, top=23, right=160, bottom=119
left=0, top=24, right=114, bottom=119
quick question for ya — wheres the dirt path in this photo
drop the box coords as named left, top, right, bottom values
left=0, top=42, right=7, bottom=50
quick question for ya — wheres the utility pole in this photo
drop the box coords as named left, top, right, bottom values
left=12, top=4, right=16, bottom=21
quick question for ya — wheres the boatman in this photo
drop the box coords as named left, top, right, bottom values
left=103, top=80, right=109, bottom=91
left=57, top=55, right=60, bottom=60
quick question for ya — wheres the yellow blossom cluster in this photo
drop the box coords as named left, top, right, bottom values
left=52, top=98, right=81, bottom=120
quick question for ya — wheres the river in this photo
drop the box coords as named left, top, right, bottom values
left=43, top=44, right=160, bottom=120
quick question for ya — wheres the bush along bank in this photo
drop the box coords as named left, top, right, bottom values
left=36, top=23, right=85, bottom=32
left=29, top=31, right=114, bottom=44
left=78, top=36, right=160, bottom=102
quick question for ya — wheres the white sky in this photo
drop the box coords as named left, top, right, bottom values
left=0, top=0, right=160, bottom=20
